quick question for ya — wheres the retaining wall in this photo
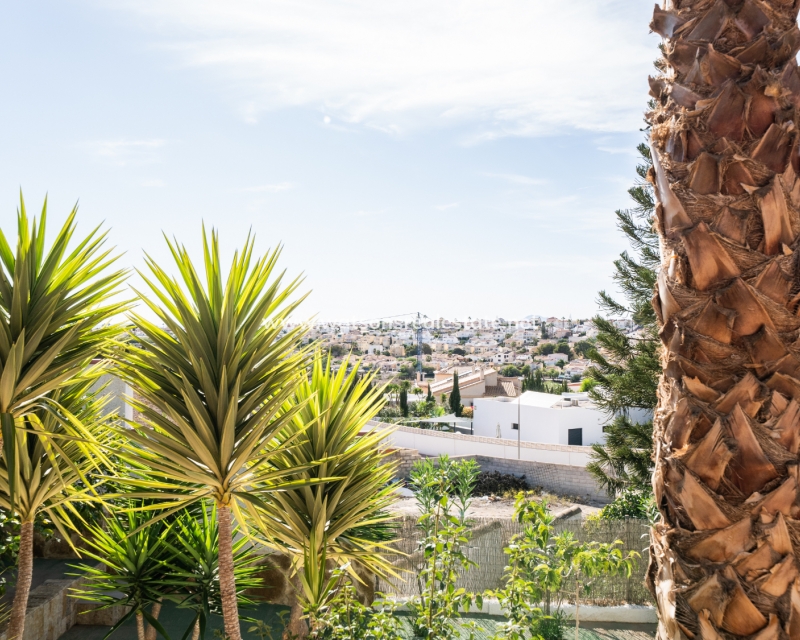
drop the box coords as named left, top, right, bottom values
left=0, top=565, right=128, bottom=640
left=460, top=454, right=608, bottom=502
left=384, top=448, right=421, bottom=479
left=370, top=421, right=593, bottom=466
left=371, top=421, right=608, bottom=501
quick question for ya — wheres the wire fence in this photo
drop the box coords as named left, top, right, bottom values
left=377, top=517, right=653, bottom=606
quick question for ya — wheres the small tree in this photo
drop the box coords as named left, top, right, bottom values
left=569, top=541, right=637, bottom=640
left=0, top=202, right=127, bottom=640
left=408, top=456, right=481, bottom=640
left=449, top=372, right=462, bottom=417
left=426, top=384, right=433, bottom=403
left=491, top=495, right=638, bottom=640
left=399, top=388, right=408, bottom=417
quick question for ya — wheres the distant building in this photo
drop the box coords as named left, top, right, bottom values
left=472, top=391, right=606, bottom=446
left=388, top=344, right=406, bottom=357
left=426, top=365, right=521, bottom=405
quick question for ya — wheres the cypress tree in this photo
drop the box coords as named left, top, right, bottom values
left=449, top=372, right=462, bottom=417
left=585, top=142, right=660, bottom=496
left=399, top=388, right=408, bottom=417
left=426, top=383, right=433, bottom=403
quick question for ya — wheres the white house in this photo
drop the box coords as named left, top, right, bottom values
left=492, top=348, right=515, bottom=364
left=536, top=353, right=569, bottom=368
left=471, top=391, right=606, bottom=446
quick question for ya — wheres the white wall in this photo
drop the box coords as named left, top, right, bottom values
left=373, top=422, right=593, bottom=467
left=471, top=397, right=606, bottom=446
left=96, top=374, right=134, bottom=421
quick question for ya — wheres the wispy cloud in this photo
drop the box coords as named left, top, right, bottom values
left=484, top=172, right=546, bottom=186
left=242, top=182, right=296, bottom=193
left=108, top=1, right=655, bottom=137
left=84, top=138, right=166, bottom=165
left=435, top=202, right=459, bottom=211
left=597, top=146, right=639, bottom=156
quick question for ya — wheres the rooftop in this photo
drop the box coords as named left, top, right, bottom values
left=482, top=390, right=595, bottom=409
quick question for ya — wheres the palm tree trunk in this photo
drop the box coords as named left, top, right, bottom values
left=145, top=599, right=162, bottom=640
left=284, top=573, right=308, bottom=640
left=217, top=504, right=242, bottom=640
left=648, top=1, right=800, bottom=638
left=136, top=611, right=146, bottom=640
left=7, top=521, right=34, bottom=640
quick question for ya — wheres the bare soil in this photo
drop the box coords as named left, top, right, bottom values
left=390, top=491, right=602, bottom=520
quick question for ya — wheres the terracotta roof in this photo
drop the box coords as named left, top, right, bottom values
left=483, top=382, right=519, bottom=398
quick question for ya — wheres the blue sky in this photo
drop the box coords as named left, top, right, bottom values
left=0, top=1, right=658, bottom=322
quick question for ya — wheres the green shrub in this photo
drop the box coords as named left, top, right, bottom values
left=595, top=489, right=656, bottom=521
left=471, top=471, right=528, bottom=497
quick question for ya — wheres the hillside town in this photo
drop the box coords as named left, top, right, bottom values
left=301, top=315, right=638, bottom=385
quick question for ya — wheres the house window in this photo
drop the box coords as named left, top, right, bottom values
left=511, top=423, right=519, bottom=431
left=568, top=428, right=582, bottom=446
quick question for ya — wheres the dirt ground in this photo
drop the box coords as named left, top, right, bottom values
left=390, top=488, right=603, bottom=520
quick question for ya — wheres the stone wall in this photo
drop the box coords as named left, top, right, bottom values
left=384, top=447, right=421, bottom=479
left=0, top=566, right=128, bottom=640
left=460, top=454, right=609, bottom=503
left=383, top=445, right=608, bottom=503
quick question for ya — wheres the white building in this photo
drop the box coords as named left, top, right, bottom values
left=536, top=353, right=569, bottom=368
left=471, top=391, right=606, bottom=446
left=492, top=348, right=515, bottom=364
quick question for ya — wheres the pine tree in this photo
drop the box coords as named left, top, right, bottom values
left=585, top=143, right=660, bottom=496
left=449, top=372, right=462, bottom=417
left=399, top=388, right=408, bottom=417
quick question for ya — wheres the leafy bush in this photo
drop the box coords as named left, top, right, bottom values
left=472, top=471, right=528, bottom=497
left=500, top=365, right=522, bottom=377
left=491, top=495, right=638, bottom=640
left=408, top=456, right=481, bottom=639
left=308, top=570, right=400, bottom=640
left=595, top=489, right=656, bottom=521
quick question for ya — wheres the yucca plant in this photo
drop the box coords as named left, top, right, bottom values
left=253, top=354, right=399, bottom=639
left=72, top=505, right=174, bottom=640
left=163, top=504, right=263, bottom=640
left=113, top=229, right=310, bottom=640
left=0, top=198, right=126, bottom=639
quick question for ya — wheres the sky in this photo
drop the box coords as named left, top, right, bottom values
left=0, top=1, right=658, bottom=323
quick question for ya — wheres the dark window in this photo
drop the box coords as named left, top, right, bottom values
left=511, top=423, right=519, bottom=431
left=568, top=428, right=582, bottom=446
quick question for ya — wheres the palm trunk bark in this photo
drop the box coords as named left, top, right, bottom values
left=145, top=600, right=162, bottom=640
left=136, top=612, right=146, bottom=640
left=648, top=1, right=800, bottom=638
left=284, top=573, right=309, bottom=640
left=217, top=504, right=242, bottom=640
left=7, top=521, right=34, bottom=640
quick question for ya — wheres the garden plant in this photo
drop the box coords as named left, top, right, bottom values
left=0, top=201, right=127, bottom=640
left=111, top=229, right=311, bottom=640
